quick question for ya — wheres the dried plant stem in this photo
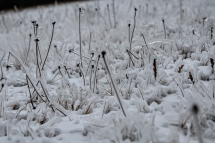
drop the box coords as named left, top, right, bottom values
left=69, top=50, right=94, bottom=61
left=129, top=8, right=137, bottom=67
left=175, top=80, right=185, bottom=97
left=126, top=50, right=135, bottom=66
left=85, top=53, right=94, bottom=76
left=79, top=8, right=83, bottom=68
left=0, top=53, right=6, bottom=80
left=41, top=22, right=56, bottom=70
left=95, top=8, right=108, bottom=28
left=90, top=65, right=94, bottom=90
left=140, top=32, right=149, bottom=50
left=39, top=82, right=50, bottom=103
left=25, top=34, right=31, bottom=64
left=93, top=55, right=100, bottom=93
left=112, top=0, right=116, bottom=28
left=180, top=0, right=182, bottom=24
left=64, top=66, right=71, bottom=78
left=77, top=64, right=85, bottom=86
left=107, top=4, right=112, bottom=28
left=192, top=104, right=203, bottom=143
left=35, top=39, right=41, bottom=77
left=126, top=49, right=139, bottom=59
left=56, top=108, right=67, bottom=116
left=89, top=32, right=92, bottom=52
left=26, top=75, right=45, bottom=102
left=211, top=27, right=213, bottom=40
left=26, top=76, right=36, bottom=109
left=101, top=51, right=126, bottom=117
left=128, top=24, right=131, bottom=67
left=162, top=19, right=166, bottom=39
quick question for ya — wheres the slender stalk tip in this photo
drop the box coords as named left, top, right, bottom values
left=128, top=24, right=131, bottom=27
left=58, top=66, right=61, bottom=70
left=34, top=38, right=39, bottom=42
left=134, top=7, right=137, bottom=11
left=162, top=19, right=164, bottom=23
left=1, top=83, right=4, bottom=88
left=192, top=103, right=199, bottom=115
left=52, top=21, right=56, bottom=25
left=79, top=8, right=82, bottom=12
left=31, top=21, right=36, bottom=24
left=92, top=65, right=94, bottom=68
left=101, top=51, right=106, bottom=57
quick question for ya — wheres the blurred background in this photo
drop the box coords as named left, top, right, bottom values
left=0, top=0, right=89, bottom=11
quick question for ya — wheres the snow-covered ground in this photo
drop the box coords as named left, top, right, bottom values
left=0, top=0, right=215, bottom=142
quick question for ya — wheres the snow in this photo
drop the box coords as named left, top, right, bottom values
left=0, top=0, right=215, bottom=142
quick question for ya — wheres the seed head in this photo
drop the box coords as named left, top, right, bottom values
left=31, top=21, right=36, bottom=24
left=162, top=19, right=164, bottom=23
left=34, top=37, right=39, bottom=42
left=192, top=103, right=199, bottom=115
left=101, top=51, right=106, bottom=57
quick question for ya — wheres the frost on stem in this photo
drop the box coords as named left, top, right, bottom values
left=79, top=8, right=83, bottom=68
left=41, top=21, right=56, bottom=70
left=101, top=51, right=127, bottom=117
left=162, top=19, right=166, bottom=39
left=93, top=55, right=100, bottom=93
left=128, top=8, right=137, bottom=67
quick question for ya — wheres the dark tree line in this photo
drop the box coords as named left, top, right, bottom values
left=0, top=0, right=88, bottom=11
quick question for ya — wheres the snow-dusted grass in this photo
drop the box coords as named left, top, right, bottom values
left=0, top=0, right=215, bottom=142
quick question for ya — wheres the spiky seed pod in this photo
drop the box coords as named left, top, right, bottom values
left=210, top=58, right=214, bottom=73
left=153, top=59, right=157, bottom=79
left=189, top=72, right=195, bottom=84
left=178, top=65, right=184, bottom=73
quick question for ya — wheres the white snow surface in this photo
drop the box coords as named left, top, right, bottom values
left=0, top=0, right=215, bottom=142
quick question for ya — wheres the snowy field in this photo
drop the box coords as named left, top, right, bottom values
left=0, top=0, right=215, bottom=142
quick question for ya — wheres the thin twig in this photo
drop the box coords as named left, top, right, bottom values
left=41, top=22, right=56, bottom=70
left=101, top=51, right=126, bottom=117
